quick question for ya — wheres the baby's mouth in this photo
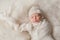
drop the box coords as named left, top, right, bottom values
left=33, top=20, right=40, bottom=23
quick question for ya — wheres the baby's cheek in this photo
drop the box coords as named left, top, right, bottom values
left=30, top=18, right=34, bottom=21
left=37, top=18, right=40, bottom=21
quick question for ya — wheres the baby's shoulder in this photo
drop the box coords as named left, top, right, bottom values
left=42, top=19, right=49, bottom=24
left=20, top=22, right=30, bottom=27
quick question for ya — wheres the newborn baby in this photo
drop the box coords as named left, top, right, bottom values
left=19, top=6, right=54, bottom=40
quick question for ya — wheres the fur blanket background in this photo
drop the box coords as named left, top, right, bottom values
left=0, top=0, right=60, bottom=40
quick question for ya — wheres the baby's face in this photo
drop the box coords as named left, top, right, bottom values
left=30, top=13, right=42, bottom=23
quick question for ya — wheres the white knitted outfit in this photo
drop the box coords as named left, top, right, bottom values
left=19, top=19, right=54, bottom=40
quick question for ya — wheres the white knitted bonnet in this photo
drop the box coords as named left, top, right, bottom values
left=28, top=6, right=41, bottom=17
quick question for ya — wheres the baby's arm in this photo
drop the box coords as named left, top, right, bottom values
left=19, top=23, right=27, bottom=32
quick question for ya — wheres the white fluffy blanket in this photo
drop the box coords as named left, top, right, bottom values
left=0, top=0, right=60, bottom=40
